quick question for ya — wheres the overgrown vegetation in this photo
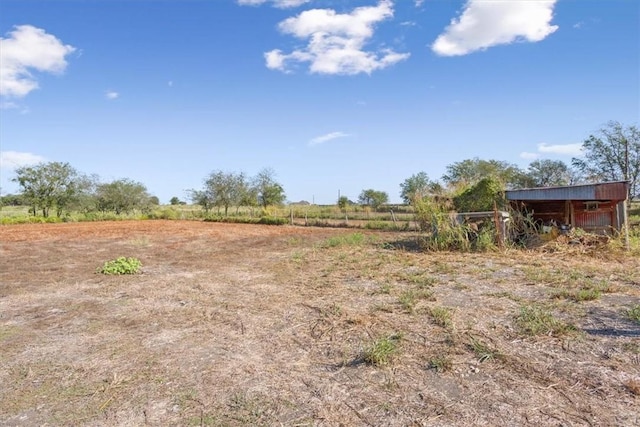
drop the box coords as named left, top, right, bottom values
left=97, top=257, right=142, bottom=275
left=413, top=198, right=498, bottom=252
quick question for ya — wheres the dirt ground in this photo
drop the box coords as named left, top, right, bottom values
left=1, top=220, right=639, bottom=426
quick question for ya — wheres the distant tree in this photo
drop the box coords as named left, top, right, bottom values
left=238, top=178, right=258, bottom=214
left=337, top=195, right=349, bottom=212
left=442, top=158, right=527, bottom=190
left=358, top=189, right=389, bottom=209
left=253, top=168, right=285, bottom=209
left=69, top=173, right=100, bottom=213
left=96, top=179, right=152, bottom=214
left=400, top=172, right=435, bottom=204
left=204, top=170, right=247, bottom=216
left=525, top=159, right=571, bottom=187
left=149, top=196, right=160, bottom=206
left=572, top=121, right=640, bottom=200
left=0, top=193, right=27, bottom=206
left=190, top=189, right=214, bottom=214
left=169, top=196, right=182, bottom=205
left=12, top=161, right=80, bottom=217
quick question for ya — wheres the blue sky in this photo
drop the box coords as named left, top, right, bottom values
left=1, top=0, right=638, bottom=204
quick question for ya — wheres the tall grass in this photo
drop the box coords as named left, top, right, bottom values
left=413, top=198, right=497, bottom=252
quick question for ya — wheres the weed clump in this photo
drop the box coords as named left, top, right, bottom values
left=97, top=257, right=142, bottom=275
left=429, top=306, right=454, bottom=328
left=321, top=232, right=366, bottom=248
left=363, top=334, right=402, bottom=366
left=515, top=305, right=576, bottom=336
left=626, top=305, right=640, bottom=324
left=428, top=356, right=453, bottom=373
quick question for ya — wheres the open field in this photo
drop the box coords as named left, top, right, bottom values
left=1, top=220, right=639, bottom=426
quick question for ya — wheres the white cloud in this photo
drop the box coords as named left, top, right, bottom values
left=520, top=151, right=540, bottom=160
left=0, top=25, right=76, bottom=98
left=105, top=91, right=119, bottom=100
left=538, top=142, right=583, bottom=156
left=265, top=1, right=410, bottom=75
left=309, top=131, right=349, bottom=146
left=237, top=0, right=310, bottom=8
left=432, top=0, right=558, bottom=56
left=0, top=151, right=46, bottom=170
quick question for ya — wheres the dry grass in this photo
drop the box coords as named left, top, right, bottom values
left=1, top=220, right=639, bottom=426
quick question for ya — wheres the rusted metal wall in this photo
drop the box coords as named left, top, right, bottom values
left=506, top=181, right=628, bottom=202
left=572, top=201, right=615, bottom=234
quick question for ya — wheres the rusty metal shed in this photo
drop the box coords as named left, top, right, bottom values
left=506, top=181, right=630, bottom=234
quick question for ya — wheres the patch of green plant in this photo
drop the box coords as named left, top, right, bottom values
left=97, top=257, right=142, bottom=275
left=468, top=337, right=501, bottom=363
left=398, top=290, right=417, bottom=313
left=376, top=282, right=393, bottom=294
left=428, top=355, right=452, bottom=372
left=203, top=215, right=287, bottom=225
left=626, top=305, right=640, bottom=324
left=623, top=342, right=640, bottom=354
left=398, top=289, right=435, bottom=313
left=322, top=232, right=366, bottom=248
left=485, top=291, right=523, bottom=302
left=363, top=334, right=402, bottom=366
left=400, top=271, right=438, bottom=288
left=552, top=280, right=613, bottom=302
left=258, top=216, right=288, bottom=225
left=515, top=305, right=576, bottom=336
left=429, top=306, right=453, bottom=328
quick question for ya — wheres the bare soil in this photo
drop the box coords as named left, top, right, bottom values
left=1, top=220, right=639, bottom=426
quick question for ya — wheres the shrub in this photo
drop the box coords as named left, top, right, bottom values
left=453, top=177, right=505, bottom=213
left=97, top=257, right=142, bottom=275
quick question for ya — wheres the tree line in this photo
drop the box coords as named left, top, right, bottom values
left=3, top=121, right=638, bottom=217
left=7, top=162, right=157, bottom=218
left=189, top=168, right=286, bottom=216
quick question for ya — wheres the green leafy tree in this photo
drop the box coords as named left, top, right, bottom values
left=337, top=195, right=349, bottom=213
left=204, top=170, right=247, bottom=216
left=572, top=121, right=640, bottom=200
left=400, top=172, right=435, bottom=204
left=358, top=189, right=389, bottom=209
left=169, top=196, right=182, bottom=205
left=190, top=189, right=214, bottom=214
left=96, top=179, right=152, bottom=214
left=0, top=193, right=27, bottom=206
left=525, top=159, right=572, bottom=187
left=12, top=161, right=80, bottom=217
left=453, top=176, right=505, bottom=212
left=253, top=168, right=285, bottom=209
left=442, top=158, right=527, bottom=190
left=69, top=173, right=100, bottom=213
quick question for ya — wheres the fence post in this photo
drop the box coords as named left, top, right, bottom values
left=493, top=202, right=504, bottom=249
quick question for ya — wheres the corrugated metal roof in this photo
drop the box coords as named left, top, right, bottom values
left=506, top=181, right=629, bottom=201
